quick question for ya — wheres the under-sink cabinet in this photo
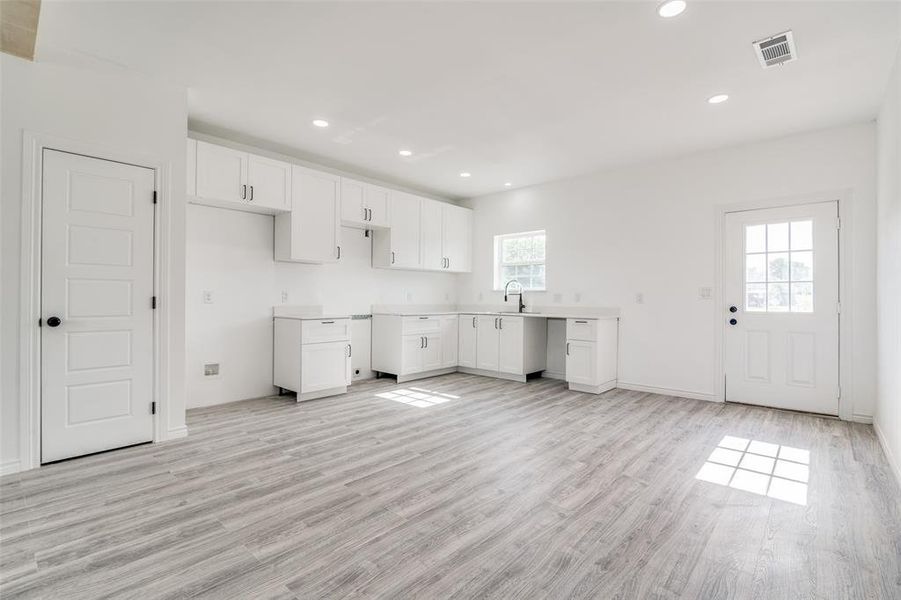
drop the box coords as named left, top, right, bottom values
left=460, top=314, right=547, bottom=382
left=274, top=317, right=352, bottom=401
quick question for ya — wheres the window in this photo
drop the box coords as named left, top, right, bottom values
left=494, top=230, right=546, bottom=291
left=745, top=220, right=813, bottom=313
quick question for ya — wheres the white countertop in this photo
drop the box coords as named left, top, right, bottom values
left=371, top=308, right=619, bottom=320
left=272, top=305, right=351, bottom=320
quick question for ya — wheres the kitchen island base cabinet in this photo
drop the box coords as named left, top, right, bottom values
left=274, top=317, right=351, bottom=401
left=565, top=318, right=618, bottom=394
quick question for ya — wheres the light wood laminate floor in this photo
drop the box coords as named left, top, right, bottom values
left=2, top=373, right=899, bottom=599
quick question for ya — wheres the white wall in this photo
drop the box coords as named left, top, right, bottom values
left=875, top=42, right=901, bottom=481
left=186, top=205, right=458, bottom=408
left=1, top=55, right=188, bottom=473
left=460, top=123, right=878, bottom=417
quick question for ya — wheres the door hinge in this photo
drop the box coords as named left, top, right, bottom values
left=152, top=296, right=157, bottom=309
left=153, top=190, right=158, bottom=204
left=836, top=216, right=841, bottom=230
left=837, top=386, right=842, bottom=399
left=38, top=317, right=42, bottom=327
left=837, top=301, right=841, bottom=314
left=151, top=401, right=156, bottom=415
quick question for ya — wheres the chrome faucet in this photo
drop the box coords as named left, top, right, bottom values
left=504, top=280, right=526, bottom=313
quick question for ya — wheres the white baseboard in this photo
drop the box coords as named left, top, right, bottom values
left=616, top=381, right=721, bottom=403
left=874, top=419, right=901, bottom=486
left=165, top=426, right=189, bottom=440
left=0, top=460, right=21, bottom=477
left=850, top=413, right=874, bottom=424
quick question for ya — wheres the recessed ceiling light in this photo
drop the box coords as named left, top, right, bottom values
left=312, top=119, right=329, bottom=128
left=707, top=94, right=729, bottom=104
left=504, top=182, right=512, bottom=187
left=460, top=172, right=471, bottom=178
left=657, top=0, right=686, bottom=18
left=398, top=149, right=412, bottom=157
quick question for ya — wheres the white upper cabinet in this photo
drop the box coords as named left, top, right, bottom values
left=420, top=199, right=445, bottom=270
left=186, top=139, right=197, bottom=196
left=442, top=203, right=472, bottom=272
left=247, top=154, right=291, bottom=211
left=274, top=166, right=340, bottom=264
left=190, top=140, right=291, bottom=214
left=372, top=191, right=422, bottom=269
left=195, top=141, right=247, bottom=204
left=341, top=178, right=390, bottom=229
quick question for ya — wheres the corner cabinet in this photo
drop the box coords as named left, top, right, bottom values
left=190, top=140, right=291, bottom=214
left=275, top=166, right=341, bottom=264
left=274, top=317, right=352, bottom=401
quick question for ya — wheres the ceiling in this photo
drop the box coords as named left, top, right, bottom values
left=35, top=1, right=900, bottom=199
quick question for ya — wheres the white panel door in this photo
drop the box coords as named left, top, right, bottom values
left=420, top=199, right=444, bottom=270
left=442, top=204, right=472, bottom=273
left=389, top=192, right=422, bottom=269
left=301, top=341, right=349, bottom=393
left=422, top=334, right=443, bottom=371
left=498, top=316, right=525, bottom=375
left=440, top=316, right=458, bottom=367
left=401, top=335, right=424, bottom=375
left=247, top=154, right=290, bottom=211
left=724, top=201, right=839, bottom=414
left=458, top=315, right=478, bottom=368
left=566, top=341, right=597, bottom=386
left=340, top=177, right=367, bottom=226
left=195, top=141, right=247, bottom=204
left=290, top=166, right=340, bottom=262
left=476, top=316, right=500, bottom=372
left=365, top=185, right=390, bottom=228
left=41, top=150, right=155, bottom=463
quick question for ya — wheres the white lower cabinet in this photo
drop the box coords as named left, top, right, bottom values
left=372, top=315, right=456, bottom=383
left=274, top=317, right=351, bottom=401
left=441, top=315, right=458, bottom=368
left=565, top=318, right=618, bottom=394
left=465, top=315, right=547, bottom=382
left=458, top=315, right=478, bottom=368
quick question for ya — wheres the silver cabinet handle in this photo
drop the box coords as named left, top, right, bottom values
left=242, top=184, right=247, bottom=200
left=368, top=208, right=372, bottom=221
left=419, top=316, right=429, bottom=319
left=446, top=258, right=450, bottom=269
left=420, top=336, right=425, bottom=348
left=391, top=251, right=396, bottom=264
left=347, top=344, right=352, bottom=357
left=362, top=207, right=367, bottom=221
left=321, top=320, right=335, bottom=324
left=472, top=316, right=476, bottom=328
left=566, top=343, right=570, bottom=355
left=494, top=317, right=498, bottom=329
left=336, top=246, right=341, bottom=259
left=575, top=320, right=588, bottom=324
left=249, top=185, right=254, bottom=201
left=499, top=317, right=503, bottom=329
left=425, top=336, right=428, bottom=348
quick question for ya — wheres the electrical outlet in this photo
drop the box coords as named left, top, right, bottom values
left=478, top=292, right=484, bottom=301
left=574, top=292, right=582, bottom=303
left=281, top=290, right=289, bottom=303
left=636, top=292, right=644, bottom=304
left=406, top=291, right=413, bottom=302
left=698, top=286, right=712, bottom=300
left=203, top=363, right=220, bottom=376
left=202, top=290, right=214, bottom=304
left=553, top=293, right=563, bottom=303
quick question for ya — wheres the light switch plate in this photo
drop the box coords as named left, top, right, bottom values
left=202, top=290, right=214, bottom=304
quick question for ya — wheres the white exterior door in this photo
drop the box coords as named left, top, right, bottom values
left=458, top=315, right=478, bottom=368
left=476, top=316, right=500, bottom=372
left=41, top=150, right=155, bottom=463
left=724, top=201, right=839, bottom=415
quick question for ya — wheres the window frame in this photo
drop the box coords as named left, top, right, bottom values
left=493, top=230, right=547, bottom=292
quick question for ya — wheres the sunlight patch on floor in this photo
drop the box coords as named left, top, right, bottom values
left=375, top=387, right=461, bottom=408
left=695, top=435, right=810, bottom=505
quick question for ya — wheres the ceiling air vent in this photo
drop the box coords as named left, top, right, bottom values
left=753, top=30, right=797, bottom=69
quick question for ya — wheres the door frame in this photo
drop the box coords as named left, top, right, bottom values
left=714, top=189, right=857, bottom=421
left=18, top=131, right=177, bottom=471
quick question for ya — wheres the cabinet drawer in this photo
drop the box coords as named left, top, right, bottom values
left=302, top=319, right=351, bottom=344
left=402, top=316, right=441, bottom=335
left=566, top=318, right=597, bottom=341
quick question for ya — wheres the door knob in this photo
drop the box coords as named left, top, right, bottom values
left=729, top=318, right=737, bottom=326
left=729, top=306, right=738, bottom=313
left=46, top=316, right=62, bottom=327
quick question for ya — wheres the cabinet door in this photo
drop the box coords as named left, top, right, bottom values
left=195, top=141, right=247, bottom=204
left=401, top=335, right=424, bottom=375
left=498, top=316, right=525, bottom=375
left=389, top=192, right=422, bottom=269
left=340, top=178, right=366, bottom=227
left=247, top=154, right=291, bottom=211
left=422, top=334, right=443, bottom=371
left=302, top=341, right=350, bottom=393
left=186, top=139, right=197, bottom=196
left=440, top=316, right=458, bottom=367
left=289, top=166, right=340, bottom=263
left=442, top=204, right=472, bottom=273
left=565, top=341, right=597, bottom=386
left=458, top=315, right=478, bottom=368
left=420, top=199, right=444, bottom=270
left=476, top=316, right=500, bottom=372
left=365, top=185, right=390, bottom=228
left=346, top=342, right=353, bottom=385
